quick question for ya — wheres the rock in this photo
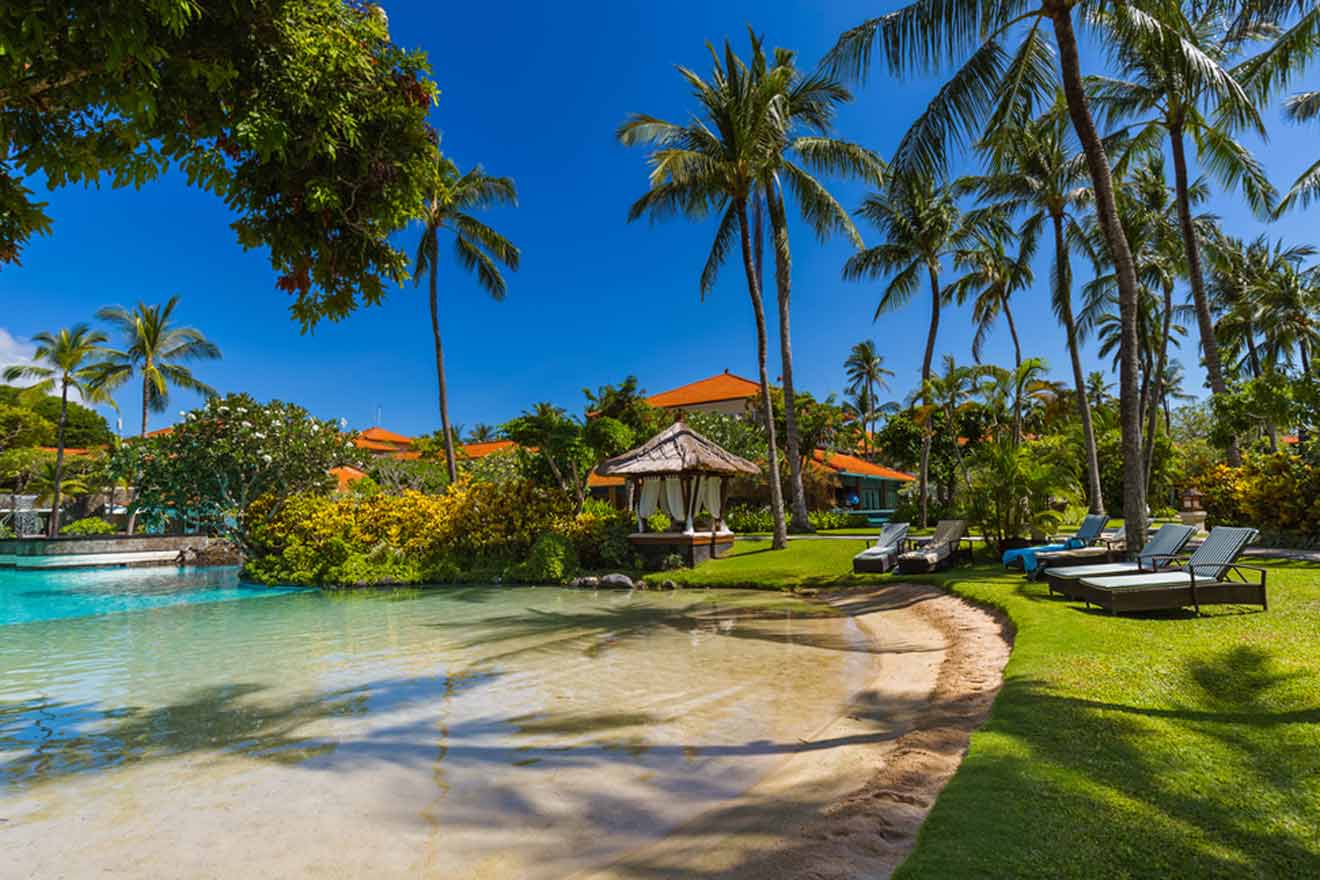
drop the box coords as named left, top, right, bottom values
left=569, top=576, right=600, bottom=589
left=599, top=573, right=636, bottom=590
left=659, top=579, right=678, bottom=591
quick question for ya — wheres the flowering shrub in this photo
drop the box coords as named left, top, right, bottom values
left=244, top=477, right=579, bottom=586
left=1201, top=453, right=1320, bottom=538
left=60, top=517, right=116, bottom=536
left=135, top=394, right=360, bottom=553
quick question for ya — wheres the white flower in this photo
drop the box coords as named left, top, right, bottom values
left=218, top=405, right=229, bottom=413
left=253, top=432, right=266, bottom=440
left=241, top=420, right=253, bottom=428
left=235, top=407, right=247, bottom=415
left=310, top=423, right=319, bottom=432
left=262, top=453, right=274, bottom=464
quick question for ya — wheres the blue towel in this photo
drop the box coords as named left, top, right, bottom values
left=1002, top=538, right=1084, bottom=573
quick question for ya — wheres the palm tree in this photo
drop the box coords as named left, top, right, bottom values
left=1086, top=371, right=1115, bottom=411
left=95, top=296, right=221, bottom=436
left=745, top=35, right=887, bottom=532
left=843, top=340, right=894, bottom=454
left=2, top=325, right=114, bottom=536
left=844, top=174, right=962, bottom=527
left=962, top=104, right=1105, bottom=513
left=467, top=424, right=500, bottom=443
left=1089, top=10, right=1276, bottom=466
left=620, top=40, right=794, bottom=548
left=910, top=355, right=978, bottom=491
left=976, top=358, right=1052, bottom=447
left=414, top=155, right=520, bottom=483
left=825, top=0, right=1217, bottom=548
left=1278, top=90, right=1320, bottom=211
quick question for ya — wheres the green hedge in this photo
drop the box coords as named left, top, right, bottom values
left=60, top=517, right=116, bottom=536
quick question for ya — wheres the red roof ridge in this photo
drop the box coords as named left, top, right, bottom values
left=359, top=426, right=414, bottom=444
left=812, top=448, right=915, bottom=482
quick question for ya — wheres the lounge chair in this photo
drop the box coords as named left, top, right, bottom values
left=852, top=522, right=910, bottom=574
left=1031, top=529, right=1126, bottom=571
left=1002, top=514, right=1110, bottom=575
left=896, top=520, right=972, bottom=574
left=1077, top=526, right=1262, bottom=615
left=1042, top=523, right=1198, bottom=599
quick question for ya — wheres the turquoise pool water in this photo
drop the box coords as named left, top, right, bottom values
left=0, top=567, right=897, bottom=878
left=0, top=564, right=304, bottom=625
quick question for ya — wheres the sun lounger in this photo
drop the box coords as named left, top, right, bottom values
left=896, top=519, right=972, bottom=574
left=1042, top=523, right=1197, bottom=599
left=1077, top=526, right=1262, bottom=615
left=1001, top=514, right=1110, bottom=574
left=852, top=522, right=910, bottom=574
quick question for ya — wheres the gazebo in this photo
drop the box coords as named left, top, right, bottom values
left=595, top=420, right=761, bottom=567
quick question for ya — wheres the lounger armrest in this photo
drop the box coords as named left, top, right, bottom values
left=1213, top=562, right=1268, bottom=584
left=1137, top=553, right=1187, bottom=572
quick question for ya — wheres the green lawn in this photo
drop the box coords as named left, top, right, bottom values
left=650, top=539, right=1320, bottom=878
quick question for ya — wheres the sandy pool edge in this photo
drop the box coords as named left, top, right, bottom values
left=578, top=582, right=1013, bottom=879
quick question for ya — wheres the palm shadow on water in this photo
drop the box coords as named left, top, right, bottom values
left=0, top=590, right=938, bottom=795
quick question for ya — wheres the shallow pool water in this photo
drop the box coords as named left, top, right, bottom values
left=0, top=568, right=889, bottom=878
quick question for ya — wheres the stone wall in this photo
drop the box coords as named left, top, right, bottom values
left=0, top=535, right=220, bottom=558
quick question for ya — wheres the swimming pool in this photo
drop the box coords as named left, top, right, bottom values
left=0, top=567, right=897, bottom=878
left=0, top=564, right=304, bottom=625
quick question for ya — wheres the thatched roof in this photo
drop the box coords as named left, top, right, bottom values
left=596, top=420, right=761, bottom=478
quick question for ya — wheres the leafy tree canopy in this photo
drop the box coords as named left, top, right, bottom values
left=0, top=385, right=113, bottom=446
left=0, top=401, right=54, bottom=449
left=1, top=0, right=439, bottom=326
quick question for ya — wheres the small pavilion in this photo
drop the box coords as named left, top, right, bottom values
left=595, top=420, right=761, bottom=567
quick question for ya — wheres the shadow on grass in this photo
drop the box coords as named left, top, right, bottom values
left=897, top=646, right=1320, bottom=879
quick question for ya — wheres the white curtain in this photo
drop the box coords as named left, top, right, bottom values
left=705, top=477, right=723, bottom=523
left=638, top=479, right=661, bottom=518
left=663, top=477, right=686, bottom=529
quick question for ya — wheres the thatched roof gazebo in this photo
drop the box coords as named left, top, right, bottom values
left=596, top=420, right=760, bottom=567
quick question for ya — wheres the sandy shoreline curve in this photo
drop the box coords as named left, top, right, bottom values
left=580, top=583, right=1013, bottom=880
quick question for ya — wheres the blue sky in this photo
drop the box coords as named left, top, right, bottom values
left=4, top=1, right=1316, bottom=437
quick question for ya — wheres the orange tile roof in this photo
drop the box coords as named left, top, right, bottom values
left=462, top=439, right=517, bottom=459
left=329, top=465, right=368, bottom=491
left=1283, top=434, right=1299, bottom=445
left=39, top=447, right=97, bottom=456
left=354, top=437, right=407, bottom=452
left=145, top=427, right=174, bottom=438
left=359, top=426, right=414, bottom=444
left=588, top=472, right=626, bottom=488
left=646, top=371, right=760, bottom=409
left=812, top=449, right=915, bottom=482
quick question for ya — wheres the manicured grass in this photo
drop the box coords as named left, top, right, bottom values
left=654, top=540, right=1320, bottom=878
left=649, top=538, right=877, bottom=590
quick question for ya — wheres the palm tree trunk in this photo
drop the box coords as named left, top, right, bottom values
left=428, top=251, right=459, bottom=483
left=1053, top=215, right=1104, bottom=514
left=1145, top=280, right=1174, bottom=496
left=919, top=263, right=942, bottom=529
left=1050, top=5, right=1147, bottom=550
left=127, top=372, right=152, bottom=535
left=1169, top=126, right=1240, bottom=467
left=1004, top=300, right=1024, bottom=445
left=49, top=382, right=68, bottom=538
left=1245, top=324, right=1263, bottom=378
left=766, top=185, right=811, bottom=532
left=737, top=200, right=788, bottom=549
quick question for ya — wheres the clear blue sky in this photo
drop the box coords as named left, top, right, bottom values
left=4, top=1, right=1316, bottom=437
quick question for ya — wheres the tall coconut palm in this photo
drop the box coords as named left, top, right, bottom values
left=962, top=104, right=1104, bottom=512
left=414, top=155, right=520, bottom=483
left=2, top=325, right=114, bottom=536
left=843, top=339, right=894, bottom=455
left=1278, top=90, right=1320, bottom=211
left=824, top=0, right=1224, bottom=548
left=1089, top=9, right=1276, bottom=466
left=95, top=296, right=221, bottom=436
left=744, top=35, right=887, bottom=531
left=619, top=40, right=794, bottom=548
left=844, top=174, right=962, bottom=527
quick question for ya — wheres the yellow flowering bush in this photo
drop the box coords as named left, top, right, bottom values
left=243, top=477, right=578, bottom=586
left=1200, top=453, right=1320, bottom=541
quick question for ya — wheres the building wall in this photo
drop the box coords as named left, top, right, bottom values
left=661, top=398, right=751, bottom=417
